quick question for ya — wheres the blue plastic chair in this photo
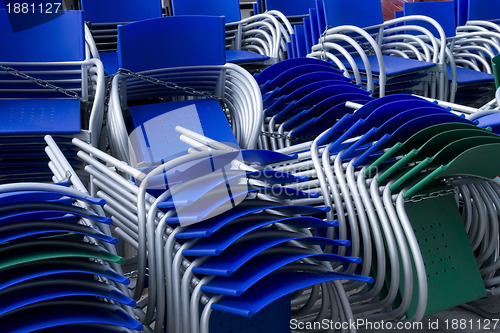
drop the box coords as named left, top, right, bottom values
left=80, top=0, right=162, bottom=74
left=110, top=15, right=262, bottom=165
left=403, top=1, right=496, bottom=104
left=308, top=0, right=447, bottom=99
left=0, top=182, right=139, bottom=332
left=170, top=0, right=291, bottom=65
left=0, top=9, right=104, bottom=183
left=468, top=0, right=500, bottom=21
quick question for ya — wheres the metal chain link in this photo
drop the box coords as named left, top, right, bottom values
left=116, top=68, right=225, bottom=104
left=404, top=188, right=456, bottom=203
left=320, top=25, right=335, bottom=61
left=0, top=64, right=87, bottom=103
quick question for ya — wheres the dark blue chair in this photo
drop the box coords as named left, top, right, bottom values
left=0, top=9, right=104, bottom=183
left=80, top=0, right=162, bottom=74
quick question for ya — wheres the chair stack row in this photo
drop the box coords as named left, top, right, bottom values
left=45, top=121, right=373, bottom=333
left=0, top=182, right=141, bottom=332
left=252, top=58, right=500, bottom=322
left=0, top=9, right=105, bottom=184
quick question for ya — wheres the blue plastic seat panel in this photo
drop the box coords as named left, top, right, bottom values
left=192, top=233, right=350, bottom=276
left=0, top=99, right=81, bottom=135
left=314, top=94, right=426, bottom=146
left=176, top=203, right=330, bottom=239
left=282, top=93, right=373, bottom=132
left=164, top=186, right=322, bottom=225
left=211, top=271, right=372, bottom=317
left=0, top=190, right=104, bottom=206
left=35, top=324, right=132, bottom=333
left=448, top=66, right=495, bottom=85
left=0, top=221, right=117, bottom=245
left=0, top=300, right=142, bottom=332
left=0, top=279, right=135, bottom=316
left=260, top=63, right=343, bottom=93
left=0, top=259, right=129, bottom=291
left=477, top=113, right=500, bottom=134
left=263, top=71, right=351, bottom=106
left=81, top=0, right=162, bottom=23
left=352, top=113, right=473, bottom=167
left=202, top=252, right=359, bottom=296
left=0, top=9, right=85, bottom=62
left=265, top=0, right=317, bottom=16
left=118, top=16, right=226, bottom=71
left=264, top=80, right=357, bottom=116
left=171, top=0, right=241, bottom=23
left=183, top=216, right=337, bottom=256
left=128, top=99, right=237, bottom=164
left=225, top=49, right=270, bottom=64
left=254, top=57, right=331, bottom=86
left=272, top=84, right=368, bottom=123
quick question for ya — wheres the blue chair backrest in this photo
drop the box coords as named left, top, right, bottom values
left=456, top=0, right=468, bottom=25
left=468, top=0, right=500, bottom=21
left=264, top=0, right=317, bottom=16
left=80, top=0, right=162, bottom=23
left=0, top=9, right=84, bottom=62
left=171, top=0, right=241, bottom=23
left=117, top=16, right=226, bottom=72
left=403, top=1, right=456, bottom=38
left=322, top=0, right=384, bottom=28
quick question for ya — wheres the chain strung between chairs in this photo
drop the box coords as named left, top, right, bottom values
left=0, top=64, right=87, bottom=103
left=113, top=68, right=227, bottom=107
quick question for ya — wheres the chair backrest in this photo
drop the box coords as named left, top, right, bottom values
left=456, top=0, right=468, bottom=25
left=403, top=1, right=457, bottom=38
left=80, top=0, right=162, bottom=23
left=322, top=0, right=384, bottom=28
left=264, top=0, right=317, bottom=16
left=171, top=0, right=241, bottom=23
left=468, top=0, right=500, bottom=21
left=117, top=16, right=226, bottom=72
left=0, top=9, right=84, bottom=62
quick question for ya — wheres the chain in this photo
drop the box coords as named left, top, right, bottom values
left=404, top=188, right=456, bottom=203
left=320, top=25, right=334, bottom=61
left=260, top=131, right=318, bottom=143
left=116, top=68, right=225, bottom=104
left=124, top=270, right=139, bottom=279
left=0, top=64, right=87, bottom=103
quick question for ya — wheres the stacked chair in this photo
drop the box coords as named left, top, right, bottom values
left=0, top=180, right=141, bottom=332
left=0, top=9, right=105, bottom=184
left=402, top=1, right=497, bottom=106
left=170, top=0, right=294, bottom=66
left=254, top=58, right=500, bottom=322
left=306, top=0, right=447, bottom=99
left=42, top=15, right=373, bottom=332
left=2, top=1, right=500, bottom=332
left=81, top=0, right=163, bottom=74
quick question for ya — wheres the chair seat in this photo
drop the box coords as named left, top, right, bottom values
left=0, top=99, right=81, bottom=135
left=226, top=49, right=270, bottom=64
left=346, top=55, right=436, bottom=76
left=448, top=66, right=495, bottom=85
left=128, top=99, right=237, bottom=164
